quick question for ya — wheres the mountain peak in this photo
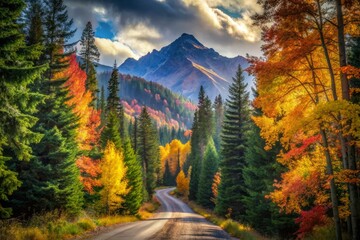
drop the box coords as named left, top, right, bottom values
left=175, top=33, right=203, bottom=47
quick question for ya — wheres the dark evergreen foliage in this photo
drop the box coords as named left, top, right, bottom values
left=123, top=138, right=143, bottom=215
left=137, top=107, right=160, bottom=198
left=215, top=65, right=250, bottom=220
left=0, top=0, right=47, bottom=218
left=80, top=21, right=100, bottom=106
left=197, top=138, right=218, bottom=208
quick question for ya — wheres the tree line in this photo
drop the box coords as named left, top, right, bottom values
left=0, top=0, right=161, bottom=220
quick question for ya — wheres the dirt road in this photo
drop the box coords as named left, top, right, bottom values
left=91, top=188, right=234, bottom=240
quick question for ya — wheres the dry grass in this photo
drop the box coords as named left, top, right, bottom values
left=0, top=198, right=161, bottom=240
left=188, top=202, right=266, bottom=240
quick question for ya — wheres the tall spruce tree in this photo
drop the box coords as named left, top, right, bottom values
left=215, top=66, right=250, bottom=220
left=79, top=21, right=100, bottom=106
left=213, top=94, right=224, bottom=152
left=138, top=107, right=160, bottom=198
left=25, top=0, right=83, bottom=216
left=0, top=0, right=46, bottom=218
left=122, top=138, right=143, bottom=215
left=197, top=138, right=218, bottom=208
left=106, top=61, right=125, bottom=139
left=189, top=86, right=213, bottom=201
left=242, top=89, right=296, bottom=237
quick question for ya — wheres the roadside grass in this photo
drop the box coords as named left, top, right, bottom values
left=188, top=201, right=266, bottom=240
left=0, top=199, right=160, bottom=240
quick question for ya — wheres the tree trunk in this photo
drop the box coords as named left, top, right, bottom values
left=320, top=128, right=342, bottom=240
left=335, top=1, right=359, bottom=238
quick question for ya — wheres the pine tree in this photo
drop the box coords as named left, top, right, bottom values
left=215, top=65, right=250, bottom=220
left=123, top=138, right=143, bottom=215
left=106, top=61, right=125, bottom=139
left=242, top=89, right=296, bottom=237
left=107, top=61, right=120, bottom=111
left=213, top=94, right=224, bottom=152
left=163, top=161, right=172, bottom=186
left=79, top=21, right=100, bottom=106
left=100, top=85, right=106, bottom=122
left=138, top=107, right=160, bottom=198
left=189, top=86, right=213, bottom=201
left=0, top=0, right=46, bottom=218
left=24, top=0, right=83, bottom=216
left=197, top=138, right=218, bottom=208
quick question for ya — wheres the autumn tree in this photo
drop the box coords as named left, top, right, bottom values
left=176, top=170, right=189, bottom=197
left=242, top=89, right=295, bottom=237
left=0, top=0, right=46, bottom=218
left=250, top=1, right=360, bottom=238
left=215, top=66, right=250, bottom=220
left=100, top=141, right=128, bottom=214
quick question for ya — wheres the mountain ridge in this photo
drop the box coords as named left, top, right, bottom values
left=118, top=33, right=252, bottom=102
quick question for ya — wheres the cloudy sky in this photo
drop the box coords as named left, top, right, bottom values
left=65, top=0, right=263, bottom=67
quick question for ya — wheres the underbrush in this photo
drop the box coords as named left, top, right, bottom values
left=0, top=199, right=160, bottom=240
left=188, top=202, right=266, bottom=240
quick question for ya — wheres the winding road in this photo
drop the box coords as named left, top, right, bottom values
left=91, top=188, right=234, bottom=240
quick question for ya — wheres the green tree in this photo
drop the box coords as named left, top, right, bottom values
left=189, top=86, right=213, bottom=201
left=79, top=21, right=100, bottom=106
left=197, top=138, right=218, bottom=208
left=28, top=0, right=83, bottom=216
left=0, top=0, right=46, bottom=218
left=242, top=89, right=296, bottom=238
left=138, top=107, right=160, bottom=198
left=213, top=94, right=224, bottom=152
left=215, top=66, right=250, bottom=220
left=123, top=138, right=143, bottom=215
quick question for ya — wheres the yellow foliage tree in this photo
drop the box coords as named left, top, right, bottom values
left=160, top=139, right=191, bottom=175
left=176, top=170, right=189, bottom=197
left=100, top=141, right=129, bottom=214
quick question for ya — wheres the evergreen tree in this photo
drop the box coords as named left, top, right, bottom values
left=189, top=86, right=213, bottom=201
left=123, top=138, right=143, bottom=215
left=189, top=111, right=200, bottom=200
left=100, top=85, right=106, bottom=123
left=197, top=138, right=218, bottom=208
left=106, top=61, right=125, bottom=139
left=242, top=89, right=296, bottom=237
left=138, top=107, right=160, bottom=198
left=101, top=110, right=122, bottom=149
left=215, top=66, right=250, bottom=220
left=213, top=94, right=224, bottom=152
left=132, top=117, right=138, bottom=152
left=0, top=0, right=47, bottom=218
left=107, top=61, right=120, bottom=111
left=79, top=21, right=100, bottom=106
left=23, top=0, right=84, bottom=216
left=163, top=161, right=172, bottom=186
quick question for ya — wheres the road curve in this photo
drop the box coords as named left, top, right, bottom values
left=91, top=188, right=234, bottom=240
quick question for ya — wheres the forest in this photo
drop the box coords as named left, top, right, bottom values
left=0, top=0, right=359, bottom=240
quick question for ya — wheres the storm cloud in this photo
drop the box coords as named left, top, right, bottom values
left=65, top=0, right=262, bottom=66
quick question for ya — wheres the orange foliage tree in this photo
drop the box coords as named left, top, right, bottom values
left=249, top=0, right=360, bottom=238
left=57, top=54, right=102, bottom=193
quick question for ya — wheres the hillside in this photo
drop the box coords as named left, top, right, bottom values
left=97, top=72, right=196, bottom=130
left=119, top=33, right=252, bottom=102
